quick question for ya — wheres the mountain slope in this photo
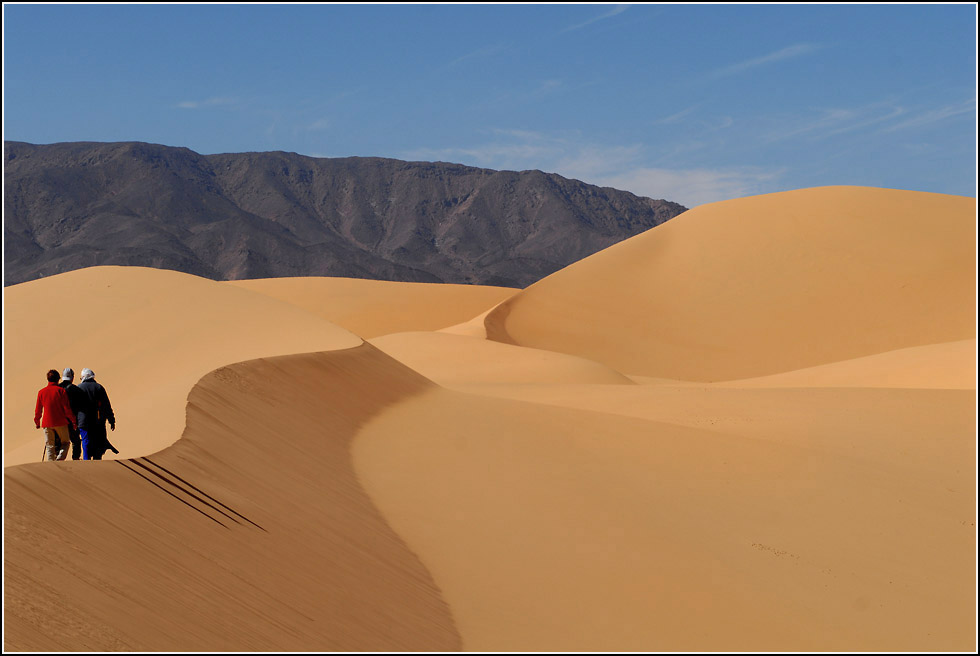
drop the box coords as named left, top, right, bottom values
left=3, top=141, right=686, bottom=287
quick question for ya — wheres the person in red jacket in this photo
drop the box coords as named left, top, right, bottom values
left=35, top=369, right=77, bottom=461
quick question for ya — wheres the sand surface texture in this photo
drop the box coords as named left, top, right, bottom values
left=4, top=186, right=976, bottom=651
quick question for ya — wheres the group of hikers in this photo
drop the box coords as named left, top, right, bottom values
left=34, top=367, right=116, bottom=461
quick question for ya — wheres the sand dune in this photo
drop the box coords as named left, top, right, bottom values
left=4, top=186, right=976, bottom=651
left=4, top=268, right=512, bottom=468
left=353, top=384, right=975, bottom=651
left=370, top=331, right=635, bottom=387
left=485, top=187, right=976, bottom=381
left=3, top=266, right=362, bottom=467
left=228, top=276, right=517, bottom=339
left=715, top=338, right=977, bottom=389
left=438, top=305, right=502, bottom=338
left=4, top=346, right=461, bottom=651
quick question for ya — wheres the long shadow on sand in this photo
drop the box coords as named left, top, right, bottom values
left=4, top=344, right=462, bottom=652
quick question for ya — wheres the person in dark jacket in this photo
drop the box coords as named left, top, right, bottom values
left=76, top=368, right=116, bottom=460
left=58, top=367, right=86, bottom=461
left=35, top=369, right=77, bottom=461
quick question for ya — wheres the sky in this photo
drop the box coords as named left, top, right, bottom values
left=2, top=3, right=976, bottom=208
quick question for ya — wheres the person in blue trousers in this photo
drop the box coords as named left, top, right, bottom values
left=76, top=368, right=116, bottom=460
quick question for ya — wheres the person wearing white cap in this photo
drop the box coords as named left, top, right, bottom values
left=58, top=367, right=86, bottom=460
left=76, top=368, right=117, bottom=460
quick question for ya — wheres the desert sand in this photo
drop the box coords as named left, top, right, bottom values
left=4, top=186, right=976, bottom=651
left=3, top=266, right=361, bottom=467
left=3, top=268, right=514, bottom=467
left=5, top=347, right=460, bottom=651
left=485, top=186, right=975, bottom=381
left=228, top=276, right=517, bottom=339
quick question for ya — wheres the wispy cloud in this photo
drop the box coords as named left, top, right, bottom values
left=306, top=117, right=331, bottom=131
left=450, top=7, right=630, bottom=70
left=402, top=129, right=592, bottom=174
left=879, top=99, right=975, bottom=133
left=654, top=104, right=701, bottom=125
left=175, top=97, right=237, bottom=110
left=595, top=167, right=783, bottom=207
left=555, top=144, right=645, bottom=180
left=765, top=107, right=864, bottom=142
left=763, top=97, right=973, bottom=143
left=400, top=129, right=782, bottom=207
left=649, top=106, right=733, bottom=141
left=561, top=4, right=630, bottom=33
left=709, top=43, right=820, bottom=79
left=404, top=142, right=557, bottom=168
left=715, top=116, right=735, bottom=130
left=826, top=106, right=906, bottom=136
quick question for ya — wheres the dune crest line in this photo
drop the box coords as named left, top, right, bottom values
left=4, top=345, right=462, bottom=652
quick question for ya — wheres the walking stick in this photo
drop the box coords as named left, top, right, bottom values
left=39, top=432, right=63, bottom=462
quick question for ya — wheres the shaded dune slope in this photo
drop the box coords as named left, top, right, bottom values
left=486, top=187, right=976, bottom=381
left=4, top=345, right=461, bottom=651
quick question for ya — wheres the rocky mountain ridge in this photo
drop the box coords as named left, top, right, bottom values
left=4, top=141, right=687, bottom=287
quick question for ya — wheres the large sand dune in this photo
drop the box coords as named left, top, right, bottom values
left=485, top=186, right=976, bottom=381
left=4, top=186, right=976, bottom=651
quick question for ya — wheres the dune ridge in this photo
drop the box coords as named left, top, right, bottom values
left=227, top=276, right=517, bottom=338
left=4, top=345, right=462, bottom=651
left=3, top=266, right=363, bottom=467
left=370, top=331, right=635, bottom=387
left=4, top=266, right=514, bottom=468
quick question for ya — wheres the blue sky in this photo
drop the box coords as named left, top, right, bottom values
left=3, top=3, right=976, bottom=207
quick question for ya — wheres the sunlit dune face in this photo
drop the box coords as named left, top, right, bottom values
left=488, top=187, right=975, bottom=381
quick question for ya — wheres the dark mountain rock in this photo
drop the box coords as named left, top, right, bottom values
left=3, top=141, right=687, bottom=287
